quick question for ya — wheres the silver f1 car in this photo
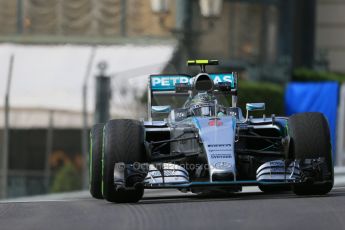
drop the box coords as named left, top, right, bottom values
left=89, top=60, right=334, bottom=203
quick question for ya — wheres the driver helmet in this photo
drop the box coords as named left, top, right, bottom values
left=186, top=92, right=217, bottom=116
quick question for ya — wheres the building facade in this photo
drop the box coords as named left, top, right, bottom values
left=316, top=0, right=345, bottom=73
left=0, top=0, right=175, bottom=37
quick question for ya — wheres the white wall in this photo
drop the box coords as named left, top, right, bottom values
left=0, top=44, right=174, bottom=125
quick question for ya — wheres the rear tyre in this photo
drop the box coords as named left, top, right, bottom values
left=89, top=123, right=104, bottom=199
left=258, top=184, right=291, bottom=194
left=102, top=119, right=146, bottom=203
left=288, top=112, right=334, bottom=195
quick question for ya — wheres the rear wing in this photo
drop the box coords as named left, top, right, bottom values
left=147, top=73, right=238, bottom=121
left=150, top=73, right=237, bottom=92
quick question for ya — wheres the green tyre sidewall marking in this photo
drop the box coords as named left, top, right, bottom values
left=89, top=131, right=93, bottom=187
left=101, top=125, right=105, bottom=196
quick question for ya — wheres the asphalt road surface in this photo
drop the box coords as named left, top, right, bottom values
left=1, top=186, right=345, bottom=230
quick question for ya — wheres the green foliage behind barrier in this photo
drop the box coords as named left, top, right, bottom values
left=293, top=68, right=345, bottom=83
left=51, top=162, right=82, bottom=193
left=238, top=81, right=285, bottom=116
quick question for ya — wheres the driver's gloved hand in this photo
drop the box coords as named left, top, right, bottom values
left=217, top=112, right=225, bottom=117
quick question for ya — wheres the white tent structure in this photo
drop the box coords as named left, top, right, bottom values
left=0, top=44, right=175, bottom=128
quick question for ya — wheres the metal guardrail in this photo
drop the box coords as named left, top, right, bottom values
left=335, top=167, right=345, bottom=186
left=335, top=167, right=345, bottom=175
left=336, top=83, right=345, bottom=166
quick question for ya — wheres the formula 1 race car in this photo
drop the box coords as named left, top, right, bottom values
left=89, top=60, right=334, bottom=203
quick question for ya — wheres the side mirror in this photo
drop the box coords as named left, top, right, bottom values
left=246, top=103, right=265, bottom=111
left=245, top=103, right=265, bottom=120
left=152, top=106, right=171, bottom=114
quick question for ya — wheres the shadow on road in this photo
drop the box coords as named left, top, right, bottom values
left=138, top=188, right=345, bottom=205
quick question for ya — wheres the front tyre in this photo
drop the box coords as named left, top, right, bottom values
left=102, top=119, right=146, bottom=203
left=288, top=112, right=334, bottom=195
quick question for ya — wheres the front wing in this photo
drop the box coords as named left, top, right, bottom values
left=114, top=158, right=331, bottom=190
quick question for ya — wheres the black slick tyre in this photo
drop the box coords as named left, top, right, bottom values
left=288, top=112, right=334, bottom=195
left=102, top=119, right=146, bottom=203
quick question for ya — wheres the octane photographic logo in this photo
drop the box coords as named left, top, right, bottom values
left=151, top=74, right=234, bottom=91
left=119, top=162, right=211, bottom=171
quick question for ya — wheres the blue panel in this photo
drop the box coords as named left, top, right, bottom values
left=285, top=82, right=339, bottom=158
left=150, top=73, right=235, bottom=91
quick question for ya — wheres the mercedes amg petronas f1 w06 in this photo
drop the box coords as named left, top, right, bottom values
left=89, top=60, right=334, bottom=203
